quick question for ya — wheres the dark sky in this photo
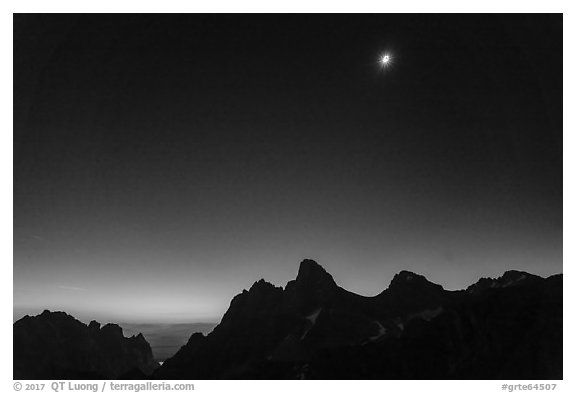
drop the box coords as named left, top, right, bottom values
left=14, top=14, right=562, bottom=323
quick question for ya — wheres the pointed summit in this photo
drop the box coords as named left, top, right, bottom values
left=374, top=271, right=448, bottom=315
left=217, top=278, right=284, bottom=331
left=88, top=320, right=101, bottom=331
left=283, top=260, right=337, bottom=314
left=295, top=259, right=336, bottom=286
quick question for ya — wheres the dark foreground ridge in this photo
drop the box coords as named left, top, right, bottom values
left=155, top=260, right=562, bottom=379
left=13, top=260, right=562, bottom=380
left=13, top=310, right=159, bottom=379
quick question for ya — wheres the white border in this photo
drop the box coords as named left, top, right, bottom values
left=3, top=0, right=570, bottom=13
left=4, top=2, right=572, bottom=391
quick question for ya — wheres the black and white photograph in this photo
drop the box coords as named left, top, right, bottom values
left=12, top=9, right=564, bottom=384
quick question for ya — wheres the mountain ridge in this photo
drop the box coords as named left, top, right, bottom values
left=13, top=260, right=562, bottom=380
left=13, top=310, right=159, bottom=379
left=155, top=259, right=562, bottom=379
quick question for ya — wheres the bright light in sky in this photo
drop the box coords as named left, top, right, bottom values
left=380, top=53, right=392, bottom=67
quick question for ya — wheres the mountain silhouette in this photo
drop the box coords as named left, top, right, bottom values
left=13, top=310, right=159, bottom=379
left=155, top=259, right=562, bottom=379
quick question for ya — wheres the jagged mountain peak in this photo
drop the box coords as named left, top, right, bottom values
left=88, top=320, right=101, bottom=330
left=388, top=270, right=444, bottom=292
left=280, top=260, right=338, bottom=315
left=249, top=278, right=280, bottom=292
left=38, top=309, right=74, bottom=320
left=23, top=310, right=86, bottom=328
left=154, top=261, right=562, bottom=380
left=13, top=310, right=159, bottom=379
left=467, top=270, right=543, bottom=293
left=295, top=259, right=336, bottom=287
left=218, top=278, right=284, bottom=330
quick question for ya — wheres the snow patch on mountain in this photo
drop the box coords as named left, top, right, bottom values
left=301, top=308, right=322, bottom=339
left=368, top=321, right=387, bottom=341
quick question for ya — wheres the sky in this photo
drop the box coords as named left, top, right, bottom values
left=14, top=14, right=562, bottom=323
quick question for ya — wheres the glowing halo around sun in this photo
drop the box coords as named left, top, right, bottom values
left=379, top=52, right=393, bottom=68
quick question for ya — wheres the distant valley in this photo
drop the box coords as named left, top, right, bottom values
left=121, top=322, right=217, bottom=361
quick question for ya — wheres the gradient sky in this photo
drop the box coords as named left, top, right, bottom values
left=14, top=14, right=562, bottom=323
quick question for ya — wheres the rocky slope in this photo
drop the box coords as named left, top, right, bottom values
left=14, top=310, right=159, bottom=379
left=155, top=259, right=562, bottom=379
